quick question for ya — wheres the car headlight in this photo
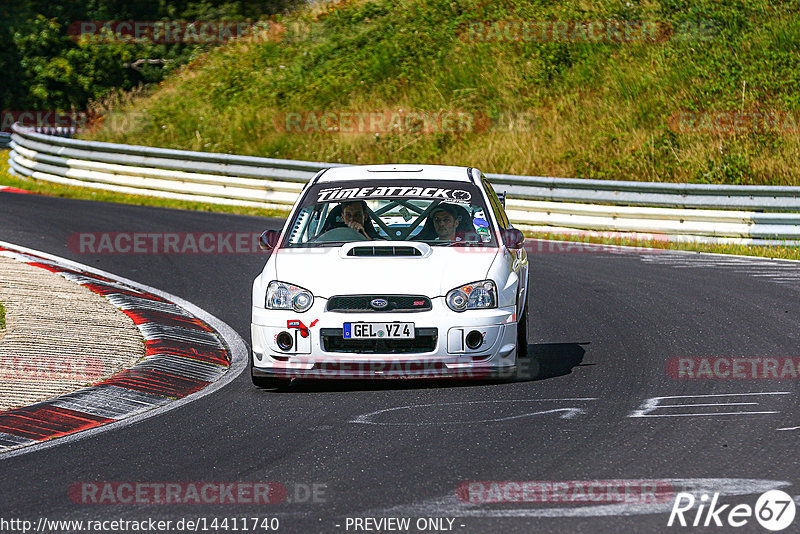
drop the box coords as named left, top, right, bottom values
left=446, top=280, right=497, bottom=312
left=266, top=281, right=313, bottom=312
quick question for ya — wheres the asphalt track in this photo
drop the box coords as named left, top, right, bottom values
left=1, top=190, right=799, bottom=533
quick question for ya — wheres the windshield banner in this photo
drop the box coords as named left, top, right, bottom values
left=316, top=186, right=472, bottom=203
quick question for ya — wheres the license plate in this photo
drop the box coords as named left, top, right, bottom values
left=343, top=322, right=415, bottom=339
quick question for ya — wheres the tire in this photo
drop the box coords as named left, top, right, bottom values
left=251, top=373, right=291, bottom=389
left=516, top=302, right=529, bottom=360
left=515, top=302, right=540, bottom=379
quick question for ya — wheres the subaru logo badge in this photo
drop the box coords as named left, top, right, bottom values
left=370, top=298, right=389, bottom=310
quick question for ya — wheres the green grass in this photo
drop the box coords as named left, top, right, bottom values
left=0, top=302, right=5, bottom=331
left=0, top=150, right=289, bottom=219
left=84, top=0, right=800, bottom=185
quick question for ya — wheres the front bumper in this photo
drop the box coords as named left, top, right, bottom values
left=251, top=298, right=519, bottom=379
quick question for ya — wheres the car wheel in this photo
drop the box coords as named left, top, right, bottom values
left=251, top=374, right=291, bottom=389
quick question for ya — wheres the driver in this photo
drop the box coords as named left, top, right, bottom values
left=430, top=204, right=461, bottom=241
left=341, top=200, right=380, bottom=239
left=342, top=201, right=367, bottom=236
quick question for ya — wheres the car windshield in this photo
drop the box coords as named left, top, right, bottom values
left=283, top=179, right=496, bottom=247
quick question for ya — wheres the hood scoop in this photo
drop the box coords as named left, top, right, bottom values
left=340, top=242, right=432, bottom=258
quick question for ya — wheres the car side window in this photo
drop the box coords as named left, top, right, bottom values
left=482, top=178, right=510, bottom=230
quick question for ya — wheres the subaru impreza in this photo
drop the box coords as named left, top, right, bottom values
left=251, top=164, right=529, bottom=387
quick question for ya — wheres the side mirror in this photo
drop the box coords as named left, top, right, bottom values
left=259, top=230, right=280, bottom=250
left=501, top=228, right=525, bottom=250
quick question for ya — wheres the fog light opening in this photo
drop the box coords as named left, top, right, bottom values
left=465, top=330, right=483, bottom=350
left=276, top=331, right=294, bottom=351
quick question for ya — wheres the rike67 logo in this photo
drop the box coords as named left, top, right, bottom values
left=668, top=490, right=796, bottom=531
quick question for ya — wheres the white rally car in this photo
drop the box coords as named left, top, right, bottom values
left=251, top=164, right=529, bottom=386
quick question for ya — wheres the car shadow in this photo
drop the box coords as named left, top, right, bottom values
left=523, top=342, right=588, bottom=382
left=258, top=342, right=589, bottom=393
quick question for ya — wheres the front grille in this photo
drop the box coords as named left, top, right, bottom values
left=321, top=328, right=437, bottom=353
left=327, top=295, right=432, bottom=313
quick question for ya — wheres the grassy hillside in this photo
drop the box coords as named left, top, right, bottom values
left=85, top=0, right=800, bottom=185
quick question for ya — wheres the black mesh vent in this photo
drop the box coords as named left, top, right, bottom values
left=347, top=246, right=422, bottom=257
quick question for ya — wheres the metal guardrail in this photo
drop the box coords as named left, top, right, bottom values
left=490, top=173, right=800, bottom=211
left=7, top=123, right=800, bottom=244
left=0, top=133, right=10, bottom=149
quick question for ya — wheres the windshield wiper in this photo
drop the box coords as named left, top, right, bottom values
left=297, top=241, right=350, bottom=248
